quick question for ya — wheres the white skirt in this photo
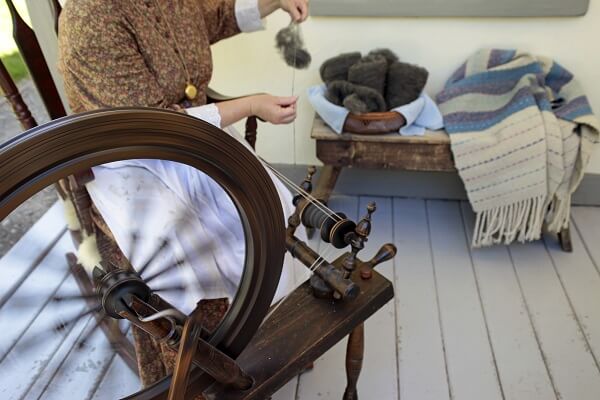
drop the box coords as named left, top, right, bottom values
left=85, top=126, right=308, bottom=311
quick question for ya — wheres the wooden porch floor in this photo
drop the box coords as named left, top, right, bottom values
left=1, top=195, right=600, bottom=399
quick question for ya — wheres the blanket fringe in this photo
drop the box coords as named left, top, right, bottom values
left=472, top=195, right=546, bottom=248
left=546, top=195, right=571, bottom=233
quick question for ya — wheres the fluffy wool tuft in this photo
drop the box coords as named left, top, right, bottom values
left=60, top=197, right=82, bottom=231
left=275, top=23, right=311, bottom=69
left=77, top=234, right=102, bottom=273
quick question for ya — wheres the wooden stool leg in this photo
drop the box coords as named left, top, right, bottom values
left=343, top=323, right=365, bottom=400
left=308, top=166, right=342, bottom=239
left=558, top=226, right=573, bottom=253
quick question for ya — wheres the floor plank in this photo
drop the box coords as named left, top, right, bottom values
left=0, top=201, right=67, bottom=304
left=0, top=275, right=87, bottom=400
left=461, top=202, right=556, bottom=400
left=271, top=378, right=299, bottom=400
left=542, top=222, right=600, bottom=375
left=426, top=200, right=504, bottom=400
left=91, top=354, right=141, bottom=399
left=355, top=196, right=398, bottom=399
left=509, top=235, right=600, bottom=400
left=297, top=195, right=359, bottom=400
left=0, top=233, right=72, bottom=362
left=36, top=317, right=120, bottom=400
left=571, top=207, right=600, bottom=276
left=393, top=198, right=450, bottom=400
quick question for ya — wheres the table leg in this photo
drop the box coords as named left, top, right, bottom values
left=558, top=225, right=573, bottom=253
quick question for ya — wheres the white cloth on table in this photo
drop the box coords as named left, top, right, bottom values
left=391, top=92, right=444, bottom=136
left=307, top=84, right=444, bottom=136
left=86, top=106, right=308, bottom=312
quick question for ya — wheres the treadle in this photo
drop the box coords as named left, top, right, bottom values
left=206, top=268, right=394, bottom=400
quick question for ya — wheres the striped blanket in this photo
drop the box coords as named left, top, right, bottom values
left=436, top=49, right=599, bottom=247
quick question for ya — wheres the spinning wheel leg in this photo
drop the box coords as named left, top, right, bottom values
left=343, top=323, right=365, bottom=400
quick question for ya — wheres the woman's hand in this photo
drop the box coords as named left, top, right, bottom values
left=280, top=0, right=309, bottom=22
left=258, top=0, right=309, bottom=22
left=250, top=94, right=298, bottom=125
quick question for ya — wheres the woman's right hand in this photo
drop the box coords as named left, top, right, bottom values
left=250, top=94, right=298, bottom=125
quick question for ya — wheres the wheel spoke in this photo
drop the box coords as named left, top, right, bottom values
left=55, top=305, right=102, bottom=332
left=136, top=238, right=170, bottom=276
left=152, top=285, right=187, bottom=294
left=6, top=291, right=98, bottom=308
left=53, top=293, right=99, bottom=302
left=75, top=313, right=107, bottom=349
left=143, top=258, right=185, bottom=284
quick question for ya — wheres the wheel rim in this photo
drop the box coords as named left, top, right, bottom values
left=0, top=108, right=285, bottom=399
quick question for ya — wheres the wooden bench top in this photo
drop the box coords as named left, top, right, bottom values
left=311, top=115, right=455, bottom=172
left=311, top=116, right=451, bottom=145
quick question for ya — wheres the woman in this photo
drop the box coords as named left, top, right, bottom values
left=58, top=0, right=310, bottom=388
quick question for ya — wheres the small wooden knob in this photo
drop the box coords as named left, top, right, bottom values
left=368, top=243, right=397, bottom=268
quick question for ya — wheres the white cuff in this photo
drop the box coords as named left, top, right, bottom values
left=235, top=0, right=266, bottom=32
left=186, top=103, right=222, bottom=128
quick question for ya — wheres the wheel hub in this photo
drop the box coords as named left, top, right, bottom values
left=94, top=268, right=152, bottom=319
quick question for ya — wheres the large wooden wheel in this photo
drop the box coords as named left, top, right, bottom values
left=0, top=108, right=286, bottom=399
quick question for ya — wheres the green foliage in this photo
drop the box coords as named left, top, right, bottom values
left=1, top=51, right=29, bottom=82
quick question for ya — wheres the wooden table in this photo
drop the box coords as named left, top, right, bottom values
left=310, top=115, right=573, bottom=252
left=310, top=115, right=455, bottom=202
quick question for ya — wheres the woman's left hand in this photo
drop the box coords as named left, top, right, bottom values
left=280, top=0, right=309, bottom=22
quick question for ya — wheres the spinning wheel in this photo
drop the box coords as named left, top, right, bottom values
left=0, top=108, right=396, bottom=400
left=0, top=108, right=285, bottom=399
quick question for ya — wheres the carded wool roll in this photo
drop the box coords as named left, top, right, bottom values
left=320, top=52, right=362, bottom=83
left=348, top=56, right=388, bottom=95
left=367, top=48, right=399, bottom=66
left=386, top=61, right=429, bottom=109
left=326, top=81, right=387, bottom=113
left=325, top=80, right=355, bottom=105
left=343, top=88, right=387, bottom=114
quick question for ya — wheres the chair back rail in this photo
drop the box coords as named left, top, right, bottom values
left=4, top=0, right=66, bottom=120
left=0, top=59, right=37, bottom=130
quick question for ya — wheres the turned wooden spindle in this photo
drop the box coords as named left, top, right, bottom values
left=343, top=323, right=365, bottom=400
left=343, top=202, right=376, bottom=277
left=0, top=59, right=37, bottom=130
left=301, top=165, right=317, bottom=193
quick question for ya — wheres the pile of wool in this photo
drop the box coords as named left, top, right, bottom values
left=320, top=49, right=428, bottom=113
